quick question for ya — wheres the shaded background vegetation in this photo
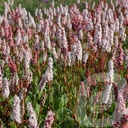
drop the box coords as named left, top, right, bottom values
left=0, top=0, right=111, bottom=15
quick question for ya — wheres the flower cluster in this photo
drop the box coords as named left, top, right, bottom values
left=27, top=102, right=38, bottom=128
left=12, top=95, right=21, bottom=124
left=113, top=83, right=128, bottom=126
left=2, top=78, right=10, bottom=98
left=39, top=57, right=53, bottom=91
left=43, top=110, right=55, bottom=128
left=0, top=0, right=127, bottom=127
left=102, top=59, right=114, bottom=104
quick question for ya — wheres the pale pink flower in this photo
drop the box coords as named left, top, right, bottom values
left=43, top=110, right=55, bottom=128
left=102, top=59, right=114, bottom=104
left=27, top=102, right=38, bottom=128
left=12, top=95, right=21, bottom=124
left=2, top=78, right=10, bottom=98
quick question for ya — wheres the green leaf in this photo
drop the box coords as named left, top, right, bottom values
left=35, top=103, right=40, bottom=115
left=10, top=121, right=16, bottom=128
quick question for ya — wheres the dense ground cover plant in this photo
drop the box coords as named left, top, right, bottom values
left=0, top=0, right=128, bottom=127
